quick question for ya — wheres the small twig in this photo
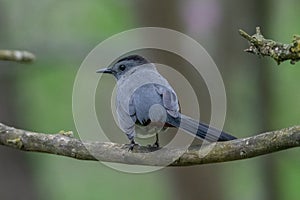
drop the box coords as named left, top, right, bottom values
left=1, top=122, right=300, bottom=166
left=239, top=27, right=300, bottom=65
left=0, top=50, right=35, bottom=63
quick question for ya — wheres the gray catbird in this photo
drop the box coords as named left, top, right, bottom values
left=97, top=55, right=236, bottom=150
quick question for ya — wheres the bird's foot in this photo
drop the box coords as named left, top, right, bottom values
left=152, top=141, right=160, bottom=148
left=147, top=141, right=160, bottom=148
left=150, top=133, right=160, bottom=148
left=127, top=139, right=139, bottom=151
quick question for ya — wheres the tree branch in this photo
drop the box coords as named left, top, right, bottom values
left=0, top=50, right=35, bottom=62
left=239, top=27, right=300, bottom=65
left=0, top=122, right=299, bottom=166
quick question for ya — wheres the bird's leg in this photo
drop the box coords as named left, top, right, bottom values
left=128, top=139, right=138, bottom=151
left=152, top=133, right=160, bottom=148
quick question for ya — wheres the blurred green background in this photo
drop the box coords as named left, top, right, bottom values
left=0, top=0, right=300, bottom=200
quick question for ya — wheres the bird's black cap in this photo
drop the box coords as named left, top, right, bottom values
left=116, top=54, right=149, bottom=65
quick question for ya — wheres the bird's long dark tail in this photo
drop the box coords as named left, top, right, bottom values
left=166, top=114, right=236, bottom=142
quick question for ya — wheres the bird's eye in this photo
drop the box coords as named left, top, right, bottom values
left=119, top=64, right=126, bottom=71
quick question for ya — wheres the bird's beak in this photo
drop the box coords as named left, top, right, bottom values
left=96, top=68, right=113, bottom=74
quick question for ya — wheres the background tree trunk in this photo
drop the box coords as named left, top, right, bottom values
left=217, top=0, right=278, bottom=199
left=134, top=0, right=222, bottom=199
left=0, top=3, right=38, bottom=200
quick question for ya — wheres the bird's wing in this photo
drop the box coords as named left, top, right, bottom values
left=154, top=84, right=180, bottom=118
left=116, top=97, right=136, bottom=140
left=128, top=97, right=136, bottom=121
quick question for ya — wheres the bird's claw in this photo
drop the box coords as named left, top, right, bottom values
left=147, top=141, right=159, bottom=148
left=153, top=141, right=159, bottom=148
left=128, top=140, right=139, bottom=151
left=148, top=142, right=159, bottom=148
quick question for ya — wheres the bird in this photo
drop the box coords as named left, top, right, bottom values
left=96, top=55, right=236, bottom=150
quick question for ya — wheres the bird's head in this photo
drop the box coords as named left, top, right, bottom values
left=96, top=55, right=149, bottom=80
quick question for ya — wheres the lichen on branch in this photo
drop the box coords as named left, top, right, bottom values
left=239, top=27, right=300, bottom=65
left=1, top=122, right=300, bottom=166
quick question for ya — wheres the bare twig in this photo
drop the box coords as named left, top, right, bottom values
left=0, top=122, right=299, bottom=166
left=0, top=50, right=35, bottom=63
left=239, top=27, right=300, bottom=64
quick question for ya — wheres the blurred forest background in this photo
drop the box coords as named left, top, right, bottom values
left=1, top=0, right=300, bottom=200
